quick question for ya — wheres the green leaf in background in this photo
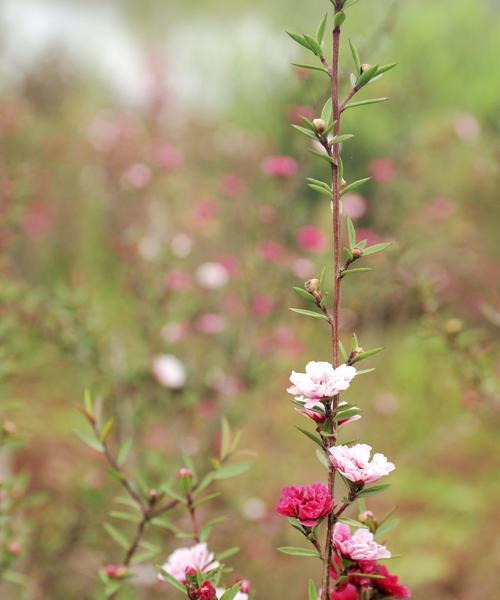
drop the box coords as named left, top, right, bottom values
left=357, top=483, right=391, bottom=498
left=117, top=437, right=133, bottom=467
left=83, top=389, right=93, bottom=415
left=100, top=417, right=114, bottom=443
left=362, top=242, right=391, bottom=256
left=344, top=97, right=388, bottom=110
left=289, top=308, right=328, bottom=320
left=339, top=340, right=348, bottom=362
left=109, top=510, right=141, bottom=523
left=338, top=517, right=365, bottom=528
left=308, top=579, right=318, bottom=600
left=347, top=217, right=356, bottom=248
left=348, top=39, right=361, bottom=74
left=213, top=462, right=251, bottom=479
left=73, top=430, right=103, bottom=453
left=103, top=523, right=129, bottom=549
left=334, top=11, right=346, bottom=28
left=278, top=546, right=321, bottom=558
left=221, top=417, right=231, bottom=459
left=344, top=0, right=362, bottom=8
left=216, top=546, right=240, bottom=561
left=316, top=14, right=327, bottom=45
left=309, top=149, right=336, bottom=164
left=375, top=518, right=400, bottom=539
left=341, top=177, right=371, bottom=195
left=308, top=183, right=333, bottom=197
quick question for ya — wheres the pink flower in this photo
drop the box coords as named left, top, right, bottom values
left=165, top=270, right=192, bottom=292
left=259, top=240, right=286, bottom=263
left=358, top=562, right=411, bottom=598
left=194, top=581, right=217, bottom=600
left=342, top=193, right=367, bottom=219
left=122, top=163, right=151, bottom=188
left=287, top=105, right=315, bottom=125
left=22, top=202, right=53, bottom=240
left=328, top=444, right=395, bottom=484
left=276, top=482, right=332, bottom=526
left=354, top=228, right=381, bottom=247
left=333, top=523, right=391, bottom=561
left=453, top=112, right=479, bottom=142
left=297, top=225, right=327, bottom=253
left=288, top=362, right=357, bottom=400
left=261, top=155, right=298, bottom=179
left=216, top=255, right=240, bottom=276
left=296, top=400, right=360, bottom=427
left=192, top=197, right=218, bottom=225
left=291, top=258, right=315, bottom=278
left=196, top=313, right=226, bottom=335
left=160, top=543, right=219, bottom=583
left=157, top=145, right=184, bottom=171
left=152, top=355, right=186, bottom=389
left=425, top=196, right=454, bottom=221
left=219, top=174, right=246, bottom=197
left=195, top=262, right=229, bottom=289
left=368, top=158, right=397, bottom=183
left=251, top=295, right=274, bottom=318
left=330, top=583, right=358, bottom=600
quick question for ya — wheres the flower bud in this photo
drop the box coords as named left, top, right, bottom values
left=305, top=279, right=320, bottom=293
left=105, top=564, right=128, bottom=579
left=185, top=566, right=197, bottom=579
left=358, top=510, right=375, bottom=523
left=352, top=248, right=363, bottom=258
left=361, top=63, right=372, bottom=72
left=340, top=178, right=347, bottom=191
left=176, top=468, right=193, bottom=479
left=8, top=542, right=21, bottom=555
left=2, top=421, right=16, bottom=436
left=148, top=489, right=160, bottom=506
left=312, top=118, right=326, bottom=134
left=240, top=579, right=251, bottom=594
left=444, top=318, right=463, bottom=335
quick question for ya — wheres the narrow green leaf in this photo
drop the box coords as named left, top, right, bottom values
left=213, top=463, right=251, bottom=480
left=73, top=430, right=104, bottom=453
left=316, top=14, right=327, bottom=45
left=376, top=62, right=398, bottom=76
left=375, top=518, right=400, bottom=539
left=221, top=417, right=231, bottom=459
left=217, top=546, right=240, bottom=561
left=295, top=426, right=324, bottom=448
left=330, top=133, right=355, bottom=145
left=293, top=287, right=315, bottom=303
left=342, top=268, right=373, bottom=277
left=100, top=418, right=114, bottom=443
left=338, top=517, right=364, bottom=528
left=103, top=523, right=129, bottom=549
left=319, top=265, right=327, bottom=288
left=344, top=0, right=362, bottom=8
left=84, top=389, right=93, bottom=415
left=352, top=347, right=384, bottom=363
left=362, top=242, right=391, bottom=256
left=315, top=448, right=330, bottom=470
left=344, top=98, right=388, bottom=110
left=347, top=218, right=356, bottom=248
left=308, top=580, right=318, bottom=600
left=321, top=97, right=333, bottom=125
left=220, top=583, right=243, bottom=600
left=303, top=34, right=322, bottom=56
left=308, top=183, right=333, bottom=197
left=278, top=547, right=321, bottom=558
left=286, top=31, right=312, bottom=52
left=306, top=178, right=331, bottom=193
left=339, top=340, right=347, bottom=362
left=291, top=124, right=318, bottom=140
left=117, top=438, right=133, bottom=467
left=341, top=177, right=371, bottom=195
left=159, top=568, right=188, bottom=594
left=357, top=64, right=379, bottom=88
left=300, top=115, right=316, bottom=130
left=357, top=483, right=391, bottom=498
left=348, top=39, right=361, bottom=74
left=109, top=511, right=141, bottom=524
left=292, top=62, right=328, bottom=74
left=309, top=149, right=335, bottom=164
left=289, top=308, right=328, bottom=321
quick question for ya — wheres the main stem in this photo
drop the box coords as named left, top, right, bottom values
left=321, top=10, right=342, bottom=600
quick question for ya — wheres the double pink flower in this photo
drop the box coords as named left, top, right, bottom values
left=276, top=482, right=333, bottom=527
left=329, top=444, right=395, bottom=484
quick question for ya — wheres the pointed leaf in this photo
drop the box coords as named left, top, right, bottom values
left=278, top=546, right=321, bottom=558
left=303, top=34, right=322, bottom=56
left=344, top=98, right=388, bottom=111
left=341, top=177, right=371, bottom=195
left=291, top=124, right=318, bottom=140
left=348, top=39, right=361, bottom=74
left=362, top=242, right=391, bottom=256
left=159, top=568, right=188, bottom=594
left=295, top=426, right=324, bottom=449
left=117, top=438, right=133, bottom=467
left=352, top=347, right=384, bottom=363
left=321, top=97, right=333, bottom=125
left=292, top=62, right=329, bottom=74
left=293, top=287, right=315, bottom=303
left=342, top=268, right=372, bottom=277
left=220, top=583, right=243, bottom=600
left=357, top=483, right=391, bottom=498
left=376, top=62, right=398, bottom=76
left=286, top=31, right=312, bottom=52
left=309, top=580, right=318, bottom=600
left=316, top=14, right=328, bottom=45
left=347, top=218, right=356, bottom=248
left=357, top=64, right=379, bottom=88
left=289, top=308, right=328, bottom=321
left=315, top=448, right=330, bottom=470
left=213, top=463, right=251, bottom=480
left=103, top=523, right=129, bottom=549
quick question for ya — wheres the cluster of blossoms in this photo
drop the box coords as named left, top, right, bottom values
left=159, top=543, right=250, bottom=599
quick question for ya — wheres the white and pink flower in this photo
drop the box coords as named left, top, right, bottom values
left=287, top=361, right=357, bottom=400
left=152, top=354, right=187, bottom=389
left=329, top=443, right=395, bottom=484
left=333, top=522, right=391, bottom=561
left=160, top=543, right=219, bottom=583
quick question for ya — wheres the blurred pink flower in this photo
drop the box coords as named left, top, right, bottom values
left=170, top=233, right=193, bottom=257
left=160, top=322, right=189, bottom=343
left=261, top=155, right=298, bottom=179
left=355, top=228, right=381, bottom=247
left=425, top=196, right=454, bottom=221
left=287, top=105, right=315, bottom=125
left=219, top=174, right=246, bottom=198
left=259, top=240, right=286, bottom=263
left=157, top=144, right=184, bottom=171
left=196, top=262, right=229, bottom=289
left=453, top=112, right=480, bottom=142
left=216, top=255, right=240, bottom=276
left=276, top=482, right=332, bottom=526
left=291, top=258, right=315, bottom=278
left=331, top=583, right=358, bottom=600
left=329, top=444, right=395, bottom=484
left=342, top=193, right=367, bottom=219
left=196, top=313, right=226, bottom=335
left=152, top=355, right=186, bottom=389
left=160, top=543, right=219, bottom=583
left=22, top=202, right=53, bottom=240
left=251, top=295, right=274, bottom=318
left=165, top=270, right=192, bottom=292
left=258, top=205, right=276, bottom=224
left=297, top=225, right=327, bottom=253
left=122, top=163, right=152, bottom=188
left=333, top=523, right=391, bottom=561
left=273, top=327, right=304, bottom=356
left=288, top=362, right=357, bottom=400
left=368, top=158, right=397, bottom=183
left=192, top=197, right=218, bottom=225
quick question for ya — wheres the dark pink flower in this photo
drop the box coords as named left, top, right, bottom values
left=358, top=562, right=411, bottom=599
left=368, top=158, right=397, bottom=183
left=192, top=197, right=218, bottom=225
left=276, top=482, right=332, bottom=526
left=331, top=583, right=358, bottom=600
left=297, top=225, right=327, bottom=253
left=261, top=155, right=298, bottom=179
left=194, top=581, right=217, bottom=600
